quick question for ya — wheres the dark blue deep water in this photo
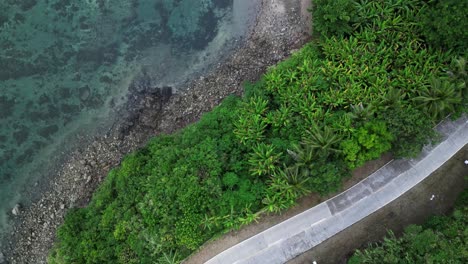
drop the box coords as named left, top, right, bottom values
left=0, top=0, right=258, bottom=234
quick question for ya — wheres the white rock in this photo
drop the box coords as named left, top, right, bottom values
left=12, top=204, right=20, bottom=216
left=0, top=251, right=4, bottom=263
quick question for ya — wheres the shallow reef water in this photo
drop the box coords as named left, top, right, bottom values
left=0, top=0, right=258, bottom=233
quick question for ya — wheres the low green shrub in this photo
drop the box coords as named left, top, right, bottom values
left=311, top=0, right=358, bottom=37
left=418, top=0, right=468, bottom=54
left=341, top=121, right=394, bottom=169
left=349, top=189, right=468, bottom=263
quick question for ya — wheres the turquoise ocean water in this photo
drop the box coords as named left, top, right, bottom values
left=0, top=0, right=257, bottom=235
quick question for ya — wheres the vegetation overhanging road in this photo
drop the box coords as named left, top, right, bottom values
left=206, top=115, right=468, bottom=264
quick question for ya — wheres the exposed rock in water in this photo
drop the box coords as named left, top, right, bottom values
left=79, top=85, right=91, bottom=102
left=12, top=204, right=20, bottom=216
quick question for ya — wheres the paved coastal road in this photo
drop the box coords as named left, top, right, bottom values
left=206, top=115, right=468, bottom=264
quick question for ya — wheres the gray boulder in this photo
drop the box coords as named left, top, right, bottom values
left=11, top=204, right=20, bottom=216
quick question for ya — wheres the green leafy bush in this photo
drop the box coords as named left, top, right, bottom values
left=380, top=105, right=436, bottom=158
left=447, top=57, right=468, bottom=116
left=248, top=143, right=282, bottom=177
left=341, top=121, right=394, bottom=169
left=234, top=95, right=269, bottom=147
left=418, top=0, right=468, bottom=53
left=349, top=190, right=468, bottom=263
left=49, top=97, right=265, bottom=263
left=308, top=160, right=349, bottom=194
left=311, top=0, right=358, bottom=37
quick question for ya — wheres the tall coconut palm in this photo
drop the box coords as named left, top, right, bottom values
left=267, top=167, right=310, bottom=207
left=301, top=125, right=343, bottom=158
left=279, top=166, right=310, bottom=197
left=159, top=251, right=181, bottom=264
left=375, top=87, right=407, bottom=111
left=288, top=143, right=315, bottom=166
left=413, top=78, right=461, bottom=121
left=248, top=143, right=281, bottom=177
left=450, top=57, right=466, bottom=82
left=449, top=57, right=467, bottom=107
left=348, top=102, right=375, bottom=123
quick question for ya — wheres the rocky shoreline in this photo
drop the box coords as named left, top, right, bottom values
left=0, top=0, right=311, bottom=263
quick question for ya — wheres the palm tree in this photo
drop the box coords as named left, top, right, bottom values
left=413, top=78, right=461, bottom=121
left=248, top=143, right=281, bottom=177
left=301, top=125, right=342, bottom=158
left=265, top=167, right=310, bottom=210
left=375, top=87, right=406, bottom=111
left=238, top=205, right=261, bottom=226
left=449, top=57, right=467, bottom=107
left=287, top=143, right=313, bottom=163
left=449, top=57, right=466, bottom=82
left=159, top=251, right=181, bottom=264
left=278, top=166, right=310, bottom=197
left=348, top=102, right=375, bottom=122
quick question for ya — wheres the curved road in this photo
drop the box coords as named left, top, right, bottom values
left=206, top=115, right=468, bottom=264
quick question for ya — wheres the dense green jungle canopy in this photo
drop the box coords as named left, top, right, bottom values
left=50, top=1, right=467, bottom=263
